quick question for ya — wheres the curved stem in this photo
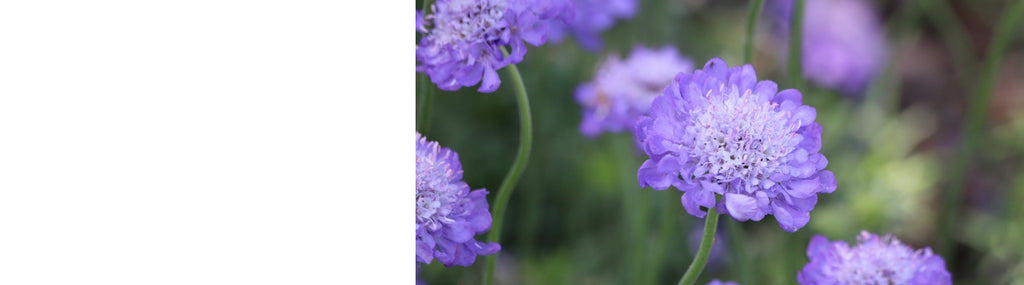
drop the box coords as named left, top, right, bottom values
left=743, top=0, right=764, bottom=64
left=937, top=0, right=1024, bottom=259
left=786, top=0, right=805, bottom=89
left=483, top=47, right=533, bottom=285
left=677, top=207, right=720, bottom=285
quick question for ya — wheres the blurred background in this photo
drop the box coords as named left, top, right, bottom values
left=416, top=0, right=1024, bottom=284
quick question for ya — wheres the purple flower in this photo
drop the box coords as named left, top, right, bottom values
left=708, top=279, right=739, bottom=285
left=798, top=231, right=952, bottom=284
left=769, top=0, right=887, bottom=96
left=416, top=133, right=501, bottom=267
left=548, top=0, right=638, bottom=51
left=635, top=58, right=836, bottom=232
left=576, top=45, right=694, bottom=138
left=416, top=0, right=574, bottom=93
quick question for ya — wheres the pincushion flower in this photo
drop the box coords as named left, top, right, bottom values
left=769, top=0, right=887, bottom=95
left=798, top=231, right=952, bottom=284
left=576, top=45, right=694, bottom=138
left=547, top=0, right=637, bottom=51
left=635, top=58, right=837, bottom=232
left=416, top=0, right=574, bottom=92
left=416, top=133, right=501, bottom=267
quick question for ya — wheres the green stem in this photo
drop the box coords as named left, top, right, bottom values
left=416, top=80, right=435, bottom=136
left=937, top=0, right=1024, bottom=259
left=786, top=0, right=805, bottom=89
left=743, top=0, right=764, bottom=64
left=416, top=0, right=435, bottom=136
left=677, top=207, right=720, bottom=285
left=483, top=47, right=534, bottom=285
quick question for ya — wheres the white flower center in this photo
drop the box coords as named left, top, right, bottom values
left=688, top=85, right=801, bottom=188
left=415, top=151, right=460, bottom=231
left=429, top=0, right=508, bottom=46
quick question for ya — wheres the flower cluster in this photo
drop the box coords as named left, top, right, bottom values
left=576, top=45, right=693, bottom=138
left=635, top=58, right=837, bottom=232
left=548, top=0, right=638, bottom=51
left=416, top=0, right=575, bottom=92
left=769, top=0, right=887, bottom=95
left=798, top=231, right=952, bottom=284
left=416, top=133, right=501, bottom=267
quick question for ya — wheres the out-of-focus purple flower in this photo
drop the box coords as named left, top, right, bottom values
left=769, top=0, right=887, bottom=96
left=416, top=0, right=575, bottom=93
left=707, top=279, right=739, bottom=285
left=635, top=58, right=837, bottom=232
left=798, top=231, right=952, bottom=284
left=548, top=0, right=638, bottom=51
left=576, top=45, right=694, bottom=138
left=416, top=132, right=501, bottom=267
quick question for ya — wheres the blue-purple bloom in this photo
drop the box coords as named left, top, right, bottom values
left=769, top=0, right=887, bottom=96
left=416, top=0, right=574, bottom=92
left=416, top=133, right=501, bottom=267
left=547, top=0, right=638, bottom=51
left=707, top=279, right=739, bottom=285
left=635, top=58, right=837, bottom=232
left=576, top=45, right=694, bottom=138
left=798, top=231, right=952, bottom=284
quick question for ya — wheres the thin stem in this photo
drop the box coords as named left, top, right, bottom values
left=786, top=0, right=805, bottom=89
left=677, top=207, right=720, bottom=285
left=743, top=0, right=764, bottom=64
left=416, top=82, right=435, bottom=136
left=483, top=47, right=534, bottom=285
left=937, top=0, right=1024, bottom=259
left=416, top=0, right=435, bottom=136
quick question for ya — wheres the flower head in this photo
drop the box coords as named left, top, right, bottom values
left=769, top=0, right=887, bottom=96
left=635, top=58, right=836, bottom=232
left=576, top=45, right=694, bottom=138
left=548, top=0, right=637, bottom=51
left=416, top=133, right=501, bottom=267
left=798, top=231, right=952, bottom=284
left=416, top=0, right=574, bottom=92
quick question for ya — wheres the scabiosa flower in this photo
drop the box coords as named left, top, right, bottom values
left=547, top=0, right=637, bottom=51
left=416, top=133, right=501, bottom=267
left=635, top=58, right=837, bottom=232
left=416, top=0, right=574, bottom=93
left=798, top=231, right=952, bottom=284
left=708, top=279, right=739, bottom=285
left=576, top=45, right=694, bottom=138
left=769, top=0, right=887, bottom=96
